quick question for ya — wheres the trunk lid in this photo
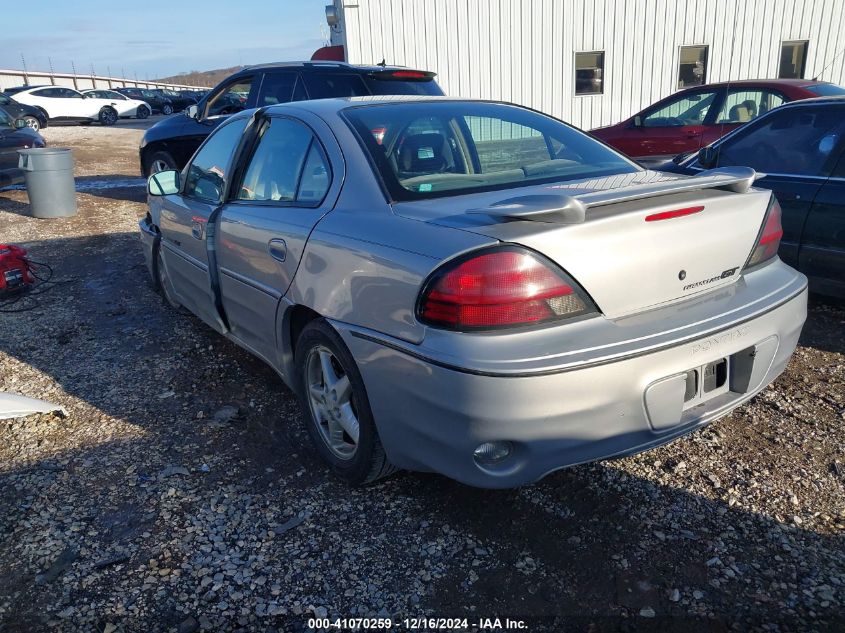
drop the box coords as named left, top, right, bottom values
left=393, top=170, right=771, bottom=319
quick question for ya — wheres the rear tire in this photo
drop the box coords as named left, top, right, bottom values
left=162, top=103, right=174, bottom=115
left=295, top=319, right=396, bottom=485
left=98, top=107, right=118, bottom=126
left=136, top=105, right=151, bottom=119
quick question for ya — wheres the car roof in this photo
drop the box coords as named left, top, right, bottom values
left=5, top=85, right=50, bottom=93
left=263, top=95, right=486, bottom=116
left=774, top=94, right=845, bottom=107
left=237, top=60, right=433, bottom=74
left=682, top=78, right=831, bottom=90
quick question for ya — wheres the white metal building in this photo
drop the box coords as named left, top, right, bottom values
left=324, top=0, right=845, bottom=130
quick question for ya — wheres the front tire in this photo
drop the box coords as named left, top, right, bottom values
left=295, top=319, right=396, bottom=485
left=145, top=150, right=177, bottom=176
left=21, top=115, right=40, bottom=131
left=136, top=105, right=151, bottom=119
left=162, top=103, right=174, bottom=115
left=98, top=107, right=118, bottom=126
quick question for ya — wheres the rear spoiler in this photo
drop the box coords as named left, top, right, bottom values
left=467, top=167, right=761, bottom=224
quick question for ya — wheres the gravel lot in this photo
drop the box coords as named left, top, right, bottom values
left=0, top=123, right=844, bottom=633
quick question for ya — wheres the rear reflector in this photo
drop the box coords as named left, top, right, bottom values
left=744, top=197, right=783, bottom=269
left=645, top=205, right=705, bottom=222
left=418, top=246, right=595, bottom=331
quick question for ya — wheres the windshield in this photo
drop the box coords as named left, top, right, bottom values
left=805, top=83, right=845, bottom=97
left=343, top=102, right=639, bottom=200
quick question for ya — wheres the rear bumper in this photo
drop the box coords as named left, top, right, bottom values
left=336, top=260, right=808, bottom=488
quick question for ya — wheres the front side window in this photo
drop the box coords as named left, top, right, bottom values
left=184, top=118, right=249, bottom=203
left=237, top=118, right=330, bottom=204
left=714, top=89, right=786, bottom=124
left=344, top=102, right=637, bottom=200
left=643, top=90, right=718, bottom=127
left=60, top=89, right=83, bottom=99
left=678, top=45, right=708, bottom=88
left=779, top=41, right=808, bottom=79
left=716, top=107, right=845, bottom=176
left=0, top=108, right=12, bottom=128
left=207, top=78, right=254, bottom=117
left=575, top=51, right=604, bottom=95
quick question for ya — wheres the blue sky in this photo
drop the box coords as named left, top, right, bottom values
left=1, top=0, right=329, bottom=80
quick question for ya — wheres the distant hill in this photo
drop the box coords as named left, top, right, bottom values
left=156, top=66, right=244, bottom=88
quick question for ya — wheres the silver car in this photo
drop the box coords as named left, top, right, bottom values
left=139, top=97, right=807, bottom=488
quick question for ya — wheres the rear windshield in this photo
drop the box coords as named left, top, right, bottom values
left=363, top=76, right=443, bottom=96
left=343, top=102, right=638, bottom=200
left=805, top=83, right=845, bottom=97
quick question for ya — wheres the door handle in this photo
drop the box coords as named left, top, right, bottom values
left=268, top=238, right=287, bottom=262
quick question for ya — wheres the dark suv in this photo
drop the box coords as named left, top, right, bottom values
left=118, top=88, right=175, bottom=115
left=139, top=61, right=442, bottom=175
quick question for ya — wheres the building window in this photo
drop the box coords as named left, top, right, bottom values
left=678, top=45, right=708, bottom=88
left=779, top=41, right=808, bottom=79
left=575, top=51, right=604, bottom=95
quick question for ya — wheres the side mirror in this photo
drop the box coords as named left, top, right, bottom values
left=186, top=104, right=199, bottom=120
left=632, top=115, right=643, bottom=128
left=148, top=170, right=181, bottom=196
left=13, top=118, right=27, bottom=129
left=698, top=146, right=718, bottom=169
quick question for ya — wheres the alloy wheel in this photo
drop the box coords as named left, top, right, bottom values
left=305, top=345, right=360, bottom=460
left=150, top=159, right=170, bottom=174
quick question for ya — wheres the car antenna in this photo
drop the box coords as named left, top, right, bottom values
left=377, top=58, right=387, bottom=68
left=812, top=45, right=845, bottom=81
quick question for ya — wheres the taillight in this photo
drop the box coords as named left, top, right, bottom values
left=744, top=196, right=783, bottom=269
left=417, top=246, right=596, bottom=331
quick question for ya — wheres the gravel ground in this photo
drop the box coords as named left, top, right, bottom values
left=0, top=125, right=844, bottom=633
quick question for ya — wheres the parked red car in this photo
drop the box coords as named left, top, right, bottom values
left=590, top=79, right=845, bottom=165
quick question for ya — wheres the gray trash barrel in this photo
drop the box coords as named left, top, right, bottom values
left=18, top=148, right=77, bottom=218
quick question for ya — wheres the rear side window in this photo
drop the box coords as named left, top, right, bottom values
left=302, top=74, right=369, bottom=99
left=237, top=117, right=331, bottom=205
left=184, top=118, right=249, bottom=203
left=258, top=73, right=298, bottom=106
left=716, top=107, right=845, bottom=176
left=715, top=89, right=786, bottom=123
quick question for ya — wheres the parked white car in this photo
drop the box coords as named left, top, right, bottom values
left=82, top=89, right=151, bottom=119
left=10, top=86, right=125, bottom=125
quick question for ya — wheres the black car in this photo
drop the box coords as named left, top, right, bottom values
left=0, top=108, right=46, bottom=187
left=139, top=61, right=442, bottom=176
left=158, top=89, right=197, bottom=112
left=0, top=92, right=48, bottom=131
left=117, top=88, right=175, bottom=115
left=659, top=97, right=845, bottom=298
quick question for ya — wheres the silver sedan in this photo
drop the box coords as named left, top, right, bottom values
left=139, top=97, right=807, bottom=488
